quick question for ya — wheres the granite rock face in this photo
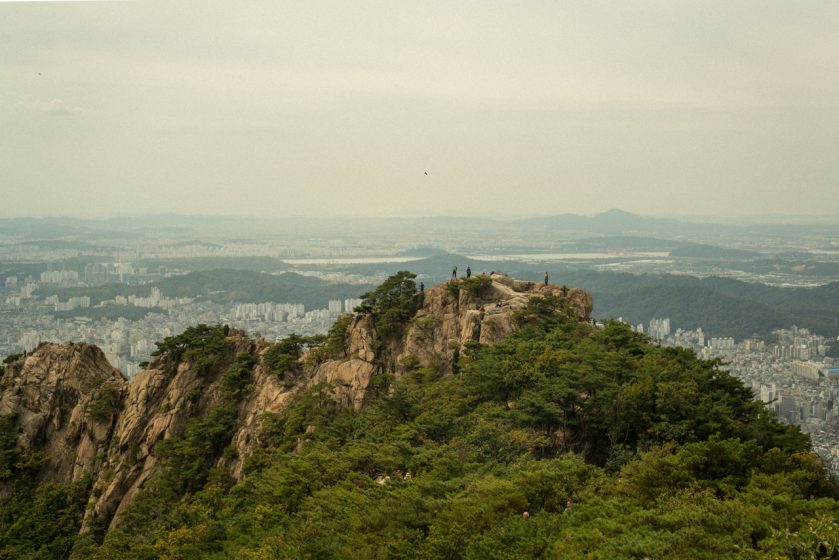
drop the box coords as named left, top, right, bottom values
left=0, top=276, right=592, bottom=530
left=0, top=343, right=125, bottom=487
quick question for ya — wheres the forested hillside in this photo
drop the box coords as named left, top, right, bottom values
left=537, top=270, right=839, bottom=338
left=2, top=277, right=838, bottom=559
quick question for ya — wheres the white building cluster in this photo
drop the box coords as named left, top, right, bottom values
left=235, top=302, right=305, bottom=321
left=708, top=337, right=735, bottom=351
left=39, top=270, right=80, bottom=285
left=344, top=298, right=363, bottom=313
left=53, top=296, right=91, bottom=312
left=648, top=317, right=671, bottom=340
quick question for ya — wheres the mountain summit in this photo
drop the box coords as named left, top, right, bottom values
left=1, top=274, right=592, bottom=530
left=1, top=273, right=836, bottom=559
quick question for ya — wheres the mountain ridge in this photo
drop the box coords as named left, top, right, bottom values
left=1, top=273, right=837, bottom=559
left=2, top=274, right=592, bottom=535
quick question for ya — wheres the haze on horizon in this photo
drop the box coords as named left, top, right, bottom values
left=2, top=1, right=838, bottom=220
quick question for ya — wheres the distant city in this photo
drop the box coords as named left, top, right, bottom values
left=3, top=269, right=363, bottom=378
left=628, top=317, right=839, bottom=475
left=2, top=211, right=839, bottom=475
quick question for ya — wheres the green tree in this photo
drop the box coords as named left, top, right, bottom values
left=356, top=271, right=418, bottom=343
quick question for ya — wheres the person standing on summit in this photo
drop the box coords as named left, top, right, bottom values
left=544, top=271, right=549, bottom=286
left=452, top=266, right=458, bottom=280
left=466, top=266, right=471, bottom=279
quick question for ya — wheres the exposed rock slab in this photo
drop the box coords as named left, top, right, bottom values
left=0, top=276, right=593, bottom=532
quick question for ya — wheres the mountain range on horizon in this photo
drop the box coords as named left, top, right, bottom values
left=3, top=208, right=839, bottom=234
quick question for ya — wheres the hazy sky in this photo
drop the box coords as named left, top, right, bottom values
left=2, top=1, right=838, bottom=218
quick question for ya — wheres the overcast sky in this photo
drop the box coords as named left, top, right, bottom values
left=1, top=1, right=838, bottom=219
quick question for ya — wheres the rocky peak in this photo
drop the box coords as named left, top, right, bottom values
left=0, top=343, right=125, bottom=486
left=0, top=276, right=592, bottom=530
left=309, top=273, right=592, bottom=411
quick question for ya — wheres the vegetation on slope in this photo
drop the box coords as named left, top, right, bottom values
left=86, top=298, right=839, bottom=558
left=1, top=410, right=89, bottom=560
left=356, top=270, right=419, bottom=347
left=546, top=270, right=839, bottom=339
left=2, top=278, right=838, bottom=559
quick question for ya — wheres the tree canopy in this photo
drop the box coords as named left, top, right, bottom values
left=2, top=296, right=838, bottom=559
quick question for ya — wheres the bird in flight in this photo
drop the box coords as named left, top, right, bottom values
left=424, top=171, right=429, bottom=176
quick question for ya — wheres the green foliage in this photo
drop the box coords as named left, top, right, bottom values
left=220, top=353, right=256, bottom=400
left=156, top=402, right=239, bottom=494
left=306, top=314, right=352, bottom=365
left=0, top=413, right=46, bottom=481
left=1, top=414, right=91, bottom=559
left=152, top=324, right=233, bottom=373
left=80, top=303, right=838, bottom=558
left=263, top=333, right=328, bottom=386
left=357, top=271, right=419, bottom=344
left=447, top=280, right=461, bottom=298
left=153, top=352, right=255, bottom=495
left=0, top=476, right=92, bottom=560
left=460, top=274, right=492, bottom=296
left=398, top=353, right=420, bottom=371
left=0, top=413, right=19, bottom=480
left=2, top=354, right=22, bottom=365
left=463, top=316, right=807, bottom=467
left=11, top=294, right=839, bottom=559
left=86, top=382, right=122, bottom=423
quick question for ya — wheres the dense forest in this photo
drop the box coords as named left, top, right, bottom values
left=2, top=283, right=838, bottom=559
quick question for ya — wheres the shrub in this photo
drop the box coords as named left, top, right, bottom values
left=264, top=334, right=308, bottom=380
left=460, top=274, right=492, bottom=296
left=357, top=271, right=418, bottom=343
left=86, top=383, right=122, bottom=423
left=220, top=353, right=256, bottom=400
left=399, top=354, right=420, bottom=371
left=152, top=324, right=232, bottom=366
left=446, top=280, right=460, bottom=298
left=3, top=353, right=22, bottom=365
left=306, top=315, right=352, bottom=365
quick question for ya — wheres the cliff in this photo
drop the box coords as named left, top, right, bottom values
left=309, top=273, right=591, bottom=412
left=2, top=274, right=836, bottom=560
left=0, top=343, right=125, bottom=487
left=0, top=275, right=591, bottom=531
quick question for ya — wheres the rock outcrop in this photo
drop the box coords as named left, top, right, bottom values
left=0, top=343, right=125, bottom=486
left=83, top=333, right=258, bottom=529
left=308, top=274, right=592, bottom=411
left=0, top=275, right=591, bottom=530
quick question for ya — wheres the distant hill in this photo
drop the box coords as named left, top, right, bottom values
left=483, top=267, right=838, bottom=338
left=135, top=256, right=289, bottom=272
left=593, top=285, right=795, bottom=337
left=157, top=270, right=373, bottom=308
left=299, top=251, right=839, bottom=339
left=515, top=208, right=708, bottom=234
left=39, top=269, right=373, bottom=310
left=556, top=271, right=839, bottom=338
left=669, top=243, right=761, bottom=259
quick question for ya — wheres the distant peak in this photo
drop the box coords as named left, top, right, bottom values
left=596, top=208, right=639, bottom=218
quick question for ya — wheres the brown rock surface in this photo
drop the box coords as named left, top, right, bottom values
left=0, top=276, right=592, bottom=531
left=0, top=343, right=125, bottom=486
